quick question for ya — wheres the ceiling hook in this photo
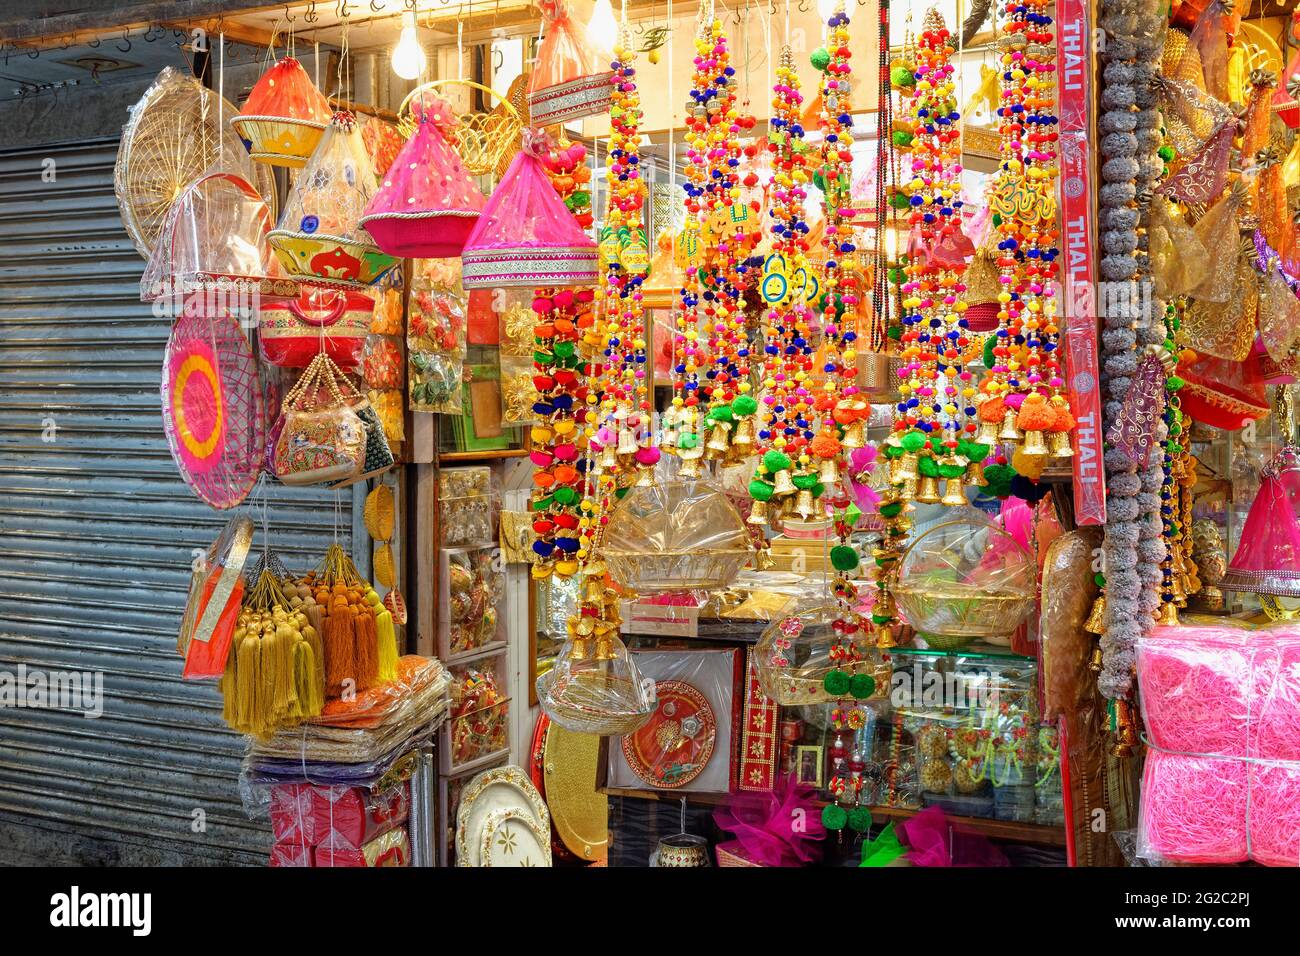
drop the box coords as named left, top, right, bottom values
left=117, top=27, right=132, bottom=54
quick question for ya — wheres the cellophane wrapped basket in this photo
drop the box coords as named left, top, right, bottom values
left=892, top=516, right=1036, bottom=639
left=601, top=480, right=751, bottom=594
left=537, top=634, right=656, bottom=736
left=753, top=594, right=891, bottom=706
left=232, top=56, right=331, bottom=167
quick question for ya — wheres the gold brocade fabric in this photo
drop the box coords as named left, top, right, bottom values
left=1189, top=191, right=1243, bottom=303
left=1184, top=258, right=1259, bottom=362
left=1161, top=29, right=1218, bottom=152
left=1149, top=196, right=1207, bottom=298
left=1260, top=163, right=1295, bottom=262
left=963, top=242, right=1001, bottom=305
left=1258, top=266, right=1300, bottom=363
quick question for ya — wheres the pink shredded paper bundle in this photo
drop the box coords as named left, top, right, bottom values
left=1137, top=624, right=1300, bottom=866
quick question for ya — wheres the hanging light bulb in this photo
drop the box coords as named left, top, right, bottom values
left=391, top=10, right=426, bottom=80
left=817, top=0, right=850, bottom=21
left=587, top=0, right=618, bottom=55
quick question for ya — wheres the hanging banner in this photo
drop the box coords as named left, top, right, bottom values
left=1057, top=0, right=1106, bottom=525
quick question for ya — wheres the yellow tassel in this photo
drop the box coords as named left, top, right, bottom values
left=375, top=609, right=398, bottom=683
left=293, top=640, right=323, bottom=718
left=302, top=623, right=324, bottom=703
left=236, top=634, right=261, bottom=737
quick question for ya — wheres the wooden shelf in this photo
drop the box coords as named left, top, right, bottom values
left=437, top=448, right=529, bottom=463
left=603, top=787, right=1066, bottom=847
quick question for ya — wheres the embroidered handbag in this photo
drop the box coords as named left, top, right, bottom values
left=273, top=353, right=366, bottom=485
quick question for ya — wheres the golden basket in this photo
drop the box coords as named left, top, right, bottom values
left=715, top=845, right=763, bottom=867
left=399, top=78, right=524, bottom=179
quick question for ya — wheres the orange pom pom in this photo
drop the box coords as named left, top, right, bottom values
left=978, top=394, right=1007, bottom=424
left=1016, top=392, right=1056, bottom=431
left=1049, top=397, right=1076, bottom=432
left=810, top=432, right=842, bottom=460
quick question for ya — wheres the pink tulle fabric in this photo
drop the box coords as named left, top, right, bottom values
left=896, top=806, right=1009, bottom=866
left=360, top=96, right=485, bottom=258
left=529, top=0, right=605, bottom=94
left=712, top=774, right=825, bottom=867
left=1222, top=460, right=1300, bottom=596
left=1137, top=624, right=1300, bottom=866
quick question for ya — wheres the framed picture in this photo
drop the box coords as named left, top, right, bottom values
left=795, top=745, right=824, bottom=789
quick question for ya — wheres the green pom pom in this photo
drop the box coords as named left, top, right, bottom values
left=811, top=47, right=832, bottom=72
left=871, top=612, right=894, bottom=625
left=983, top=335, right=997, bottom=369
left=890, top=65, right=916, bottom=88
left=553, top=341, right=576, bottom=359
left=891, top=130, right=914, bottom=148
left=677, top=432, right=699, bottom=450
left=900, top=431, right=926, bottom=452
left=812, top=481, right=825, bottom=498
left=822, top=804, right=848, bottom=831
left=732, top=395, right=758, bottom=416
left=707, top=403, right=734, bottom=424
left=889, top=192, right=911, bottom=210
left=879, top=501, right=903, bottom=518
left=552, top=486, right=578, bottom=506
left=1094, top=572, right=1106, bottom=588
left=884, top=442, right=905, bottom=458
left=960, top=440, right=990, bottom=462
left=938, top=462, right=965, bottom=479
left=1165, top=375, right=1185, bottom=391
left=991, top=212, right=1002, bottom=227
left=531, top=495, right=553, bottom=511
left=983, top=463, right=1016, bottom=499
left=888, top=267, right=906, bottom=284
left=919, top=455, right=941, bottom=478
left=614, top=485, right=631, bottom=500
left=763, top=450, right=791, bottom=473
left=849, top=673, right=876, bottom=700
left=1157, top=145, right=1175, bottom=162
left=823, top=669, right=850, bottom=697
left=792, top=472, right=819, bottom=491
left=749, top=479, right=774, bottom=502
left=887, top=325, right=903, bottom=341
left=830, top=545, right=860, bottom=572
left=846, top=806, right=874, bottom=832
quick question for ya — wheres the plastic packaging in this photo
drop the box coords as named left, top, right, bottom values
left=440, top=546, right=505, bottom=660
left=527, top=0, right=614, bottom=126
left=893, top=514, right=1037, bottom=640
left=315, top=826, right=410, bottom=867
left=312, top=781, right=409, bottom=850
left=268, top=111, right=398, bottom=288
left=1137, top=623, right=1300, bottom=866
left=272, top=354, right=367, bottom=485
left=444, top=657, right=511, bottom=773
left=408, top=258, right=467, bottom=413
left=1219, top=445, right=1300, bottom=598
left=437, top=466, right=495, bottom=545
left=601, top=479, right=752, bottom=593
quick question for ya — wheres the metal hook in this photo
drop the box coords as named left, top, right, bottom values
left=86, top=36, right=100, bottom=48
left=284, top=4, right=295, bottom=22
left=337, top=0, right=352, bottom=18
left=797, top=0, right=810, bottom=12
left=117, top=28, right=132, bottom=53
left=305, top=1, right=319, bottom=23
left=370, top=0, right=384, bottom=11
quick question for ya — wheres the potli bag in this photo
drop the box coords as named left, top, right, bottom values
left=527, top=0, right=614, bottom=126
left=259, top=287, right=374, bottom=369
left=273, top=353, right=367, bottom=485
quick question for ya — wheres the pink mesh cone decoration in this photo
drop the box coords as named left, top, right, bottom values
left=359, top=95, right=486, bottom=258
left=269, top=111, right=399, bottom=289
left=527, top=0, right=614, bottom=126
left=231, top=56, right=331, bottom=168
left=1220, top=445, right=1300, bottom=598
left=461, top=129, right=597, bottom=288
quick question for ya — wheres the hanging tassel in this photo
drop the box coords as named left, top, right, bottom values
left=324, top=606, right=356, bottom=698
left=375, top=608, right=399, bottom=683
left=236, top=634, right=262, bottom=737
left=293, top=639, right=324, bottom=718
left=302, top=621, right=324, bottom=704
left=353, top=608, right=379, bottom=691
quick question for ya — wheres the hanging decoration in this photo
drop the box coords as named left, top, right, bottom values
left=528, top=0, right=616, bottom=126
left=231, top=55, right=332, bottom=168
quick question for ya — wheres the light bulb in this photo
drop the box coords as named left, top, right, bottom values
left=392, top=11, right=426, bottom=81
left=587, top=0, right=618, bottom=55
left=817, top=0, right=849, bottom=22
left=884, top=226, right=899, bottom=260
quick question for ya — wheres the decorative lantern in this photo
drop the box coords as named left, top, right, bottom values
left=359, top=94, right=486, bottom=258
left=527, top=0, right=614, bottom=127
left=461, top=128, right=598, bottom=288
left=268, top=111, right=399, bottom=289
left=231, top=56, right=331, bottom=168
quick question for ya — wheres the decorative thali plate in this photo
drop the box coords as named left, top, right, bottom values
left=479, top=807, right=552, bottom=867
left=455, top=765, right=548, bottom=867
left=620, top=679, right=716, bottom=789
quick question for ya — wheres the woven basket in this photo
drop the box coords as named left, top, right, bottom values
left=715, top=845, right=763, bottom=867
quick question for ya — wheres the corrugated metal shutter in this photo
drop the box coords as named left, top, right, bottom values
left=0, top=138, right=363, bottom=866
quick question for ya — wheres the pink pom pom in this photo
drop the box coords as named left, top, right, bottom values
left=634, top=447, right=661, bottom=466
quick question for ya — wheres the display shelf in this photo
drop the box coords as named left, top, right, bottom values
left=602, top=787, right=1066, bottom=847
left=438, top=448, right=529, bottom=463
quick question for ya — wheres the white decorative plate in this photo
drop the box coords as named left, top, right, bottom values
left=479, top=807, right=552, bottom=868
left=456, top=765, right=549, bottom=867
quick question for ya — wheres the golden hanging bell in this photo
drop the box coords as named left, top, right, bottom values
left=678, top=454, right=704, bottom=479
left=916, top=475, right=941, bottom=504
left=941, top=477, right=968, bottom=507
left=976, top=418, right=1001, bottom=445
left=818, top=457, right=839, bottom=485
left=966, top=460, right=988, bottom=487
left=1048, top=430, right=1074, bottom=458
left=1021, top=429, right=1049, bottom=457
left=896, top=452, right=919, bottom=481
left=1084, top=594, right=1106, bottom=635
left=999, top=408, right=1023, bottom=441
left=706, top=422, right=730, bottom=453
left=594, top=634, right=617, bottom=661
left=795, top=489, right=815, bottom=518
left=731, top=417, right=754, bottom=448
left=617, top=427, right=638, bottom=455
left=1088, top=645, right=1104, bottom=672
left=772, top=469, right=796, bottom=496
left=599, top=442, right=618, bottom=469
left=1157, top=601, right=1180, bottom=626
left=899, top=476, right=919, bottom=501
left=780, top=494, right=798, bottom=518
left=747, top=499, right=769, bottom=525
left=568, top=636, right=593, bottom=661
left=842, top=421, right=867, bottom=449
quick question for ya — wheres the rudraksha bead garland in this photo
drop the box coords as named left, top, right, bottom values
left=749, top=45, right=815, bottom=526
left=594, top=40, right=658, bottom=490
